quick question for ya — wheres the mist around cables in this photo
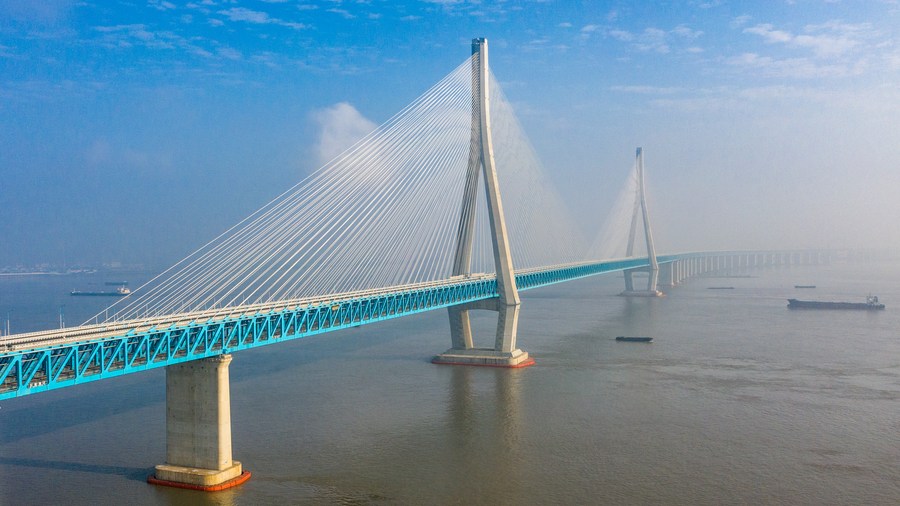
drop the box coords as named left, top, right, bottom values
left=588, top=159, right=652, bottom=261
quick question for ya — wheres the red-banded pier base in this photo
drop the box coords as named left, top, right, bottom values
left=148, top=470, right=251, bottom=492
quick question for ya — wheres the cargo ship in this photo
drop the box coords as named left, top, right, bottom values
left=616, top=336, right=653, bottom=342
left=787, top=295, right=883, bottom=310
left=71, top=286, right=131, bottom=297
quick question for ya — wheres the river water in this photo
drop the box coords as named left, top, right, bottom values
left=1, top=261, right=898, bottom=505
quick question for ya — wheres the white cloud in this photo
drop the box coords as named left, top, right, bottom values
left=94, top=24, right=145, bottom=33
left=93, top=23, right=248, bottom=63
left=217, top=46, right=242, bottom=60
left=605, top=25, right=701, bottom=53
left=608, top=29, right=633, bottom=42
left=219, top=7, right=270, bottom=23
left=327, top=8, right=355, bottom=19
left=217, top=7, right=307, bottom=30
left=672, top=24, right=703, bottom=39
left=610, top=85, right=683, bottom=95
left=635, top=28, right=670, bottom=53
left=148, top=0, right=177, bottom=11
left=731, top=14, right=752, bottom=28
left=84, top=138, right=173, bottom=175
left=312, top=102, right=378, bottom=166
left=744, top=21, right=873, bottom=58
left=581, top=24, right=600, bottom=35
left=93, top=24, right=179, bottom=50
left=793, top=33, right=859, bottom=57
left=744, top=23, right=792, bottom=44
left=726, top=52, right=859, bottom=79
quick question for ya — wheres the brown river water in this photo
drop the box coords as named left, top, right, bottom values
left=1, top=261, right=898, bottom=505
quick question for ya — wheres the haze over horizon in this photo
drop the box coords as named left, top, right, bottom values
left=1, top=0, right=898, bottom=269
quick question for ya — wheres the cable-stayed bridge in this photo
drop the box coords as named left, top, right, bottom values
left=0, top=39, right=831, bottom=491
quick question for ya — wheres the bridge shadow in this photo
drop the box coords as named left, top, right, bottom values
left=0, top=319, right=430, bottom=448
left=0, top=456, right=149, bottom=482
left=0, top=372, right=164, bottom=445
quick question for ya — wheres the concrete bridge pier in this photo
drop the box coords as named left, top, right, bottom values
left=436, top=300, right=531, bottom=367
left=149, top=354, right=250, bottom=491
left=621, top=267, right=663, bottom=296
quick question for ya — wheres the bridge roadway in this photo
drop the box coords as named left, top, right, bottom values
left=0, top=256, right=671, bottom=400
left=0, top=250, right=826, bottom=401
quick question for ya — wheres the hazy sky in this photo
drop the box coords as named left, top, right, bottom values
left=1, top=0, right=898, bottom=268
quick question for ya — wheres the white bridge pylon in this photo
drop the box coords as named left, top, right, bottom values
left=621, top=147, right=663, bottom=297
left=433, top=38, right=533, bottom=368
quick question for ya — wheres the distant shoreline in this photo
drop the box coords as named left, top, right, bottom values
left=0, top=271, right=95, bottom=277
left=0, top=272, right=63, bottom=276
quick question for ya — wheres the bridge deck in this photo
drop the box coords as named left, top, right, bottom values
left=0, top=250, right=816, bottom=400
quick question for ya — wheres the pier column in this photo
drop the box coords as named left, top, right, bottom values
left=150, top=354, right=249, bottom=491
left=659, top=262, right=674, bottom=287
left=623, top=269, right=636, bottom=292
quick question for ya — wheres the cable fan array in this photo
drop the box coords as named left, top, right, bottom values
left=487, top=69, right=588, bottom=270
left=587, top=158, right=648, bottom=261
left=92, top=55, right=589, bottom=324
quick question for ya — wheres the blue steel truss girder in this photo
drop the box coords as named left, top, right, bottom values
left=0, top=252, right=766, bottom=401
left=0, top=276, right=498, bottom=400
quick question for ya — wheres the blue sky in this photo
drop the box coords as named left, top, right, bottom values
left=1, top=0, right=899, bottom=268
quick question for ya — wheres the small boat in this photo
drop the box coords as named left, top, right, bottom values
left=787, top=295, right=884, bottom=310
left=616, top=336, right=653, bottom=342
left=794, top=285, right=816, bottom=289
left=71, top=286, right=131, bottom=297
